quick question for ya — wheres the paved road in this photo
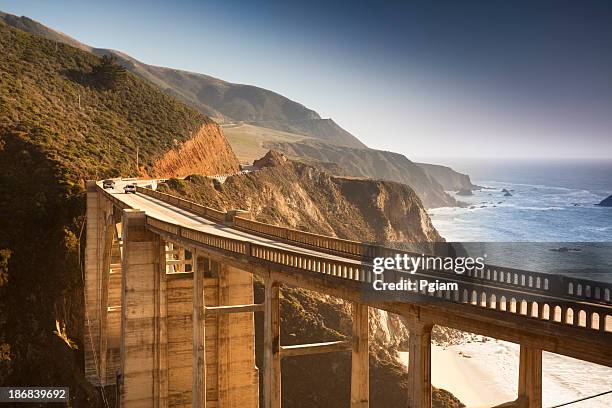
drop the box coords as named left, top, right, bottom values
left=99, top=179, right=357, bottom=263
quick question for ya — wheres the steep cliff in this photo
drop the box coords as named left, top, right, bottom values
left=164, top=150, right=442, bottom=243
left=153, top=122, right=239, bottom=177
left=264, top=139, right=458, bottom=208
left=416, top=162, right=478, bottom=191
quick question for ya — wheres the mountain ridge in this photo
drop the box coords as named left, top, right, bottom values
left=263, top=139, right=460, bottom=208
left=0, top=11, right=366, bottom=149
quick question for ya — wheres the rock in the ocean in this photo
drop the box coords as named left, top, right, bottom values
left=597, top=194, right=612, bottom=207
left=504, top=191, right=512, bottom=197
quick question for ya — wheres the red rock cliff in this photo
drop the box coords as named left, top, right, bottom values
left=153, top=122, right=240, bottom=177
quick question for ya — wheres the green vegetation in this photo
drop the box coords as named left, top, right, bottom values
left=0, top=21, right=217, bottom=405
left=0, top=21, right=213, bottom=180
left=91, top=55, right=127, bottom=90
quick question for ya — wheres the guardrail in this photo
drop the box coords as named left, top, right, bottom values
left=233, top=217, right=373, bottom=258
left=105, top=184, right=612, bottom=307
left=136, top=186, right=226, bottom=222
left=144, top=215, right=612, bottom=334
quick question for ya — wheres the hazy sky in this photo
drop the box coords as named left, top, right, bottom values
left=2, top=0, right=611, bottom=161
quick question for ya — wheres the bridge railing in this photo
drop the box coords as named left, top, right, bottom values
left=143, top=214, right=612, bottom=335
left=233, top=216, right=373, bottom=258
left=136, top=186, right=226, bottom=222
left=131, top=185, right=611, bottom=305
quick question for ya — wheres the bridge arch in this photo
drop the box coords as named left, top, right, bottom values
left=500, top=296, right=507, bottom=311
left=605, top=315, right=612, bottom=332
left=489, top=294, right=497, bottom=309
left=568, top=282, right=574, bottom=295
left=578, top=310, right=587, bottom=327
left=536, top=277, right=541, bottom=289
left=520, top=300, right=528, bottom=315
left=565, top=308, right=574, bottom=325
left=541, top=304, right=550, bottom=320
left=554, top=306, right=562, bottom=322
left=510, top=298, right=517, bottom=313
left=591, top=313, right=600, bottom=330
left=531, top=302, right=539, bottom=318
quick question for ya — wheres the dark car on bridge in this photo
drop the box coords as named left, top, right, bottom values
left=102, top=179, right=115, bottom=189
left=123, top=183, right=137, bottom=193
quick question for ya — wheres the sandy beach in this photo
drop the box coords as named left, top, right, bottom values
left=400, top=338, right=612, bottom=408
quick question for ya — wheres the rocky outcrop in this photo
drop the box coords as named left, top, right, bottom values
left=265, top=140, right=458, bottom=208
left=417, top=162, right=478, bottom=191
left=456, top=188, right=473, bottom=196
left=152, top=122, right=240, bottom=177
left=597, top=194, right=612, bottom=207
left=161, top=151, right=442, bottom=243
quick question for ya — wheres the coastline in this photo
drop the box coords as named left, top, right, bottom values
left=400, top=338, right=612, bottom=408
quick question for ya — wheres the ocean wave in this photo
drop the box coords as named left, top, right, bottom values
left=515, top=206, right=565, bottom=211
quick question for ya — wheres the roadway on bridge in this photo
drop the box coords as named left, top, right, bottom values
left=101, top=179, right=359, bottom=263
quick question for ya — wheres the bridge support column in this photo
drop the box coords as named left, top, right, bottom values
left=120, top=209, right=163, bottom=407
left=154, top=239, right=168, bottom=408
left=351, top=303, right=369, bottom=408
left=518, top=345, right=542, bottom=408
left=407, top=320, right=433, bottom=408
left=263, top=278, right=281, bottom=408
left=193, top=252, right=206, bottom=408
left=84, top=181, right=106, bottom=384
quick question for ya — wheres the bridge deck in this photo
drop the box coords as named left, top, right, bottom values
left=98, top=180, right=612, bottom=368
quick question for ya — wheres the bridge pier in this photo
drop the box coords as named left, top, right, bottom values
left=518, top=345, right=542, bottom=408
left=120, top=209, right=163, bottom=407
left=263, top=278, right=281, bottom=408
left=192, top=252, right=206, bottom=408
left=351, top=303, right=369, bottom=408
left=407, top=320, right=433, bottom=408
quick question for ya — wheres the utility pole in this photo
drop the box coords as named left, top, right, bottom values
left=136, top=146, right=139, bottom=174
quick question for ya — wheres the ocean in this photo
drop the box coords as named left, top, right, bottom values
left=428, top=159, right=612, bottom=282
left=423, top=159, right=612, bottom=407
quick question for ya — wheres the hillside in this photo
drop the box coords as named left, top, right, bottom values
left=0, top=21, right=238, bottom=405
left=0, top=11, right=366, bottom=149
left=162, top=150, right=442, bottom=243
left=221, top=122, right=313, bottom=163
left=263, top=139, right=459, bottom=208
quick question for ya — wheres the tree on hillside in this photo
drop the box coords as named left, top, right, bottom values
left=91, top=55, right=127, bottom=89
